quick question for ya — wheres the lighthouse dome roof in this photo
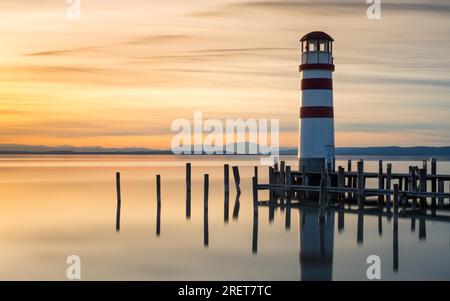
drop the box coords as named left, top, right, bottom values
left=300, top=31, right=334, bottom=42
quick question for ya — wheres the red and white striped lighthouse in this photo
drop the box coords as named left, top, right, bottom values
left=299, top=31, right=335, bottom=174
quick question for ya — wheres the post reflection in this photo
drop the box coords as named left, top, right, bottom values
left=298, top=208, right=335, bottom=281
left=232, top=192, right=241, bottom=221
left=252, top=208, right=258, bottom=255
left=156, top=201, right=161, bottom=237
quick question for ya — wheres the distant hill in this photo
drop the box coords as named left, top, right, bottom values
left=0, top=144, right=449, bottom=157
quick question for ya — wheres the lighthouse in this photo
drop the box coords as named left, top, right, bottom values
left=299, top=31, right=335, bottom=174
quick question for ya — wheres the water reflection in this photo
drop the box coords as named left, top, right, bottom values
left=299, top=208, right=334, bottom=281
left=232, top=192, right=241, bottom=221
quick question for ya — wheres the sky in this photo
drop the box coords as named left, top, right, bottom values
left=0, top=0, right=449, bottom=149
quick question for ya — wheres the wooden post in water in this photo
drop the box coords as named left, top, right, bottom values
left=386, top=163, right=392, bottom=206
left=115, top=172, right=121, bottom=232
left=224, top=164, right=230, bottom=223
left=431, top=159, right=437, bottom=209
left=254, top=166, right=258, bottom=185
left=224, top=164, right=230, bottom=194
left=347, top=160, right=352, bottom=200
left=280, top=161, right=285, bottom=185
left=232, top=166, right=241, bottom=194
left=393, top=184, right=399, bottom=231
left=378, top=160, right=384, bottom=206
left=438, top=179, right=444, bottom=208
left=186, top=163, right=191, bottom=219
left=357, top=160, right=365, bottom=210
left=419, top=168, right=427, bottom=208
left=338, top=166, right=345, bottom=205
left=156, top=174, right=161, bottom=206
left=186, top=163, right=191, bottom=194
left=286, top=166, right=292, bottom=197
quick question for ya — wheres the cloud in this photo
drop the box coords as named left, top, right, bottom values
left=191, top=0, right=450, bottom=18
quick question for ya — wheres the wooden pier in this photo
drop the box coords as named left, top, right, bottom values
left=254, top=159, right=450, bottom=220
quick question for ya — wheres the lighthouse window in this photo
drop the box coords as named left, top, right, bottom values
left=319, top=39, right=328, bottom=52
left=319, top=40, right=328, bottom=52
left=307, top=40, right=317, bottom=52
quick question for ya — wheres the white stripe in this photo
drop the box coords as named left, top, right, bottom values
left=300, top=118, right=335, bottom=158
left=302, top=70, right=332, bottom=79
left=301, top=90, right=333, bottom=107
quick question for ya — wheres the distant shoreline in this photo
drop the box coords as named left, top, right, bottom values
left=0, top=146, right=450, bottom=157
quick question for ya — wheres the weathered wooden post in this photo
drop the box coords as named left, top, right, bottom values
left=337, top=166, right=345, bottom=205
left=280, top=161, right=285, bottom=185
left=186, top=163, right=191, bottom=219
left=286, top=166, right=292, bottom=197
left=438, top=179, right=444, bottom=208
left=233, top=192, right=241, bottom=221
left=232, top=166, right=241, bottom=194
left=224, top=164, right=230, bottom=194
left=156, top=174, right=162, bottom=236
left=431, top=159, right=437, bottom=209
left=204, top=174, right=209, bottom=247
left=393, top=184, right=399, bottom=231
left=224, top=164, right=230, bottom=223
left=419, top=168, right=427, bottom=208
left=378, top=160, right=384, bottom=206
left=347, top=160, right=352, bottom=199
left=254, top=166, right=258, bottom=185
left=357, top=160, right=365, bottom=210
left=186, top=163, right=191, bottom=194
left=116, top=172, right=121, bottom=232
left=386, top=163, right=392, bottom=206
left=156, top=174, right=161, bottom=206
left=252, top=176, right=259, bottom=208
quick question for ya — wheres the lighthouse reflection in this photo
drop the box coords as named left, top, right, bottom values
left=298, top=208, right=335, bottom=281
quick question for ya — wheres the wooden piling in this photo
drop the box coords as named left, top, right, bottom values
left=115, top=172, right=121, bottom=232
left=393, top=184, right=399, bottom=231
left=186, top=163, right=191, bottom=219
left=357, top=160, right=365, bottom=210
left=338, top=166, right=345, bottom=204
left=186, top=163, right=191, bottom=193
left=252, top=176, right=259, bottom=208
left=438, top=179, right=444, bottom=208
left=419, top=168, right=427, bottom=208
left=156, top=174, right=161, bottom=206
left=431, top=159, right=437, bottom=208
left=286, top=166, right=292, bottom=197
left=378, top=160, right=384, bottom=206
left=280, top=161, right=285, bottom=185
left=224, top=164, right=230, bottom=223
left=347, top=160, right=352, bottom=200
left=254, top=166, right=258, bottom=184
left=232, top=166, right=241, bottom=194
left=224, top=164, right=230, bottom=193
left=386, top=163, right=392, bottom=206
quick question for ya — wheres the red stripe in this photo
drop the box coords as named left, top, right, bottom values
left=299, top=64, right=335, bottom=72
left=301, top=78, right=333, bottom=90
left=300, top=106, right=334, bottom=118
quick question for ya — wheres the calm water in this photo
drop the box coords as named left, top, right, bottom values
left=0, top=155, right=449, bottom=281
